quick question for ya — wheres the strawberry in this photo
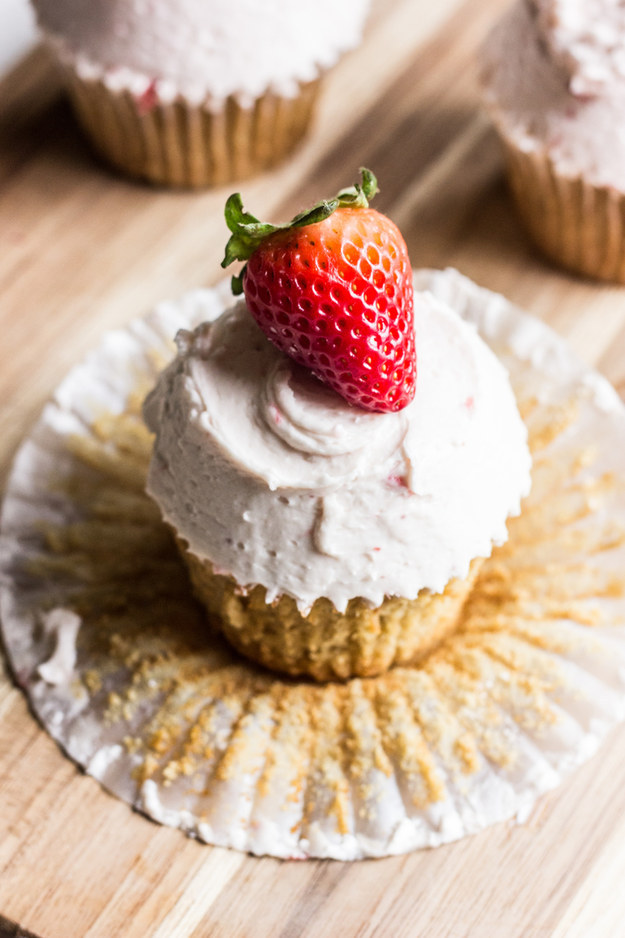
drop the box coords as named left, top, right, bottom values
left=221, top=169, right=416, bottom=413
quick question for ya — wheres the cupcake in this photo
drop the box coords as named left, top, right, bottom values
left=142, top=172, right=532, bottom=681
left=480, top=0, right=625, bottom=282
left=32, top=0, right=371, bottom=188
left=4, top=264, right=625, bottom=859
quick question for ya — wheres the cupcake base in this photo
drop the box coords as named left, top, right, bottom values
left=63, top=70, right=321, bottom=188
left=2, top=270, right=625, bottom=859
left=503, top=143, right=625, bottom=283
left=179, top=538, right=483, bottom=681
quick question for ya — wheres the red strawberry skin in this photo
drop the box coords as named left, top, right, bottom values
left=242, top=207, right=416, bottom=413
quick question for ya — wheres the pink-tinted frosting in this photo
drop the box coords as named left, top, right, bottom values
left=481, top=0, right=625, bottom=189
left=33, top=0, right=371, bottom=108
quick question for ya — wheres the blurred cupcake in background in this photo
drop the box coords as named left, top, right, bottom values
left=480, top=0, right=625, bottom=283
left=32, top=0, right=371, bottom=188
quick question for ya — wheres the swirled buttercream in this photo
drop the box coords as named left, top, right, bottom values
left=143, top=276, right=532, bottom=612
left=33, top=0, right=371, bottom=107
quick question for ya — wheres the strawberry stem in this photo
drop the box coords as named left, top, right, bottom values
left=221, top=168, right=379, bottom=295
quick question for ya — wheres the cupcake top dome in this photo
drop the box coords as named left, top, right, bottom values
left=146, top=174, right=531, bottom=612
left=481, top=0, right=625, bottom=189
left=33, top=0, right=372, bottom=107
left=143, top=281, right=532, bottom=613
left=531, top=0, right=625, bottom=95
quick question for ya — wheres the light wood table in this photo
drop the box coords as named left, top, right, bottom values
left=2, top=2, right=625, bottom=936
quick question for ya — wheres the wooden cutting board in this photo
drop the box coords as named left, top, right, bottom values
left=2, top=1, right=625, bottom=935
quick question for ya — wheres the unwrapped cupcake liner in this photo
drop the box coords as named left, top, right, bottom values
left=502, top=141, right=625, bottom=283
left=2, top=269, right=625, bottom=860
left=63, top=69, right=320, bottom=188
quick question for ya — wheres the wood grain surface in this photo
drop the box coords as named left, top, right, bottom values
left=2, top=1, right=625, bottom=936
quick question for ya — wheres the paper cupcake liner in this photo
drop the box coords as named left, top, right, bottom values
left=2, top=270, right=625, bottom=860
left=63, top=69, right=320, bottom=188
left=502, top=141, right=625, bottom=283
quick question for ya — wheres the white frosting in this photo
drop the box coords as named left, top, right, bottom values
left=532, top=0, right=625, bottom=95
left=33, top=0, right=371, bottom=108
left=481, top=0, right=625, bottom=188
left=143, top=277, right=532, bottom=613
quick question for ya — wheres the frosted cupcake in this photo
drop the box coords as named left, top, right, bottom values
left=481, top=0, right=625, bottom=282
left=143, top=172, right=532, bottom=680
left=32, top=0, right=371, bottom=188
